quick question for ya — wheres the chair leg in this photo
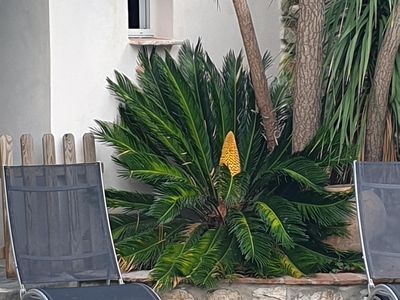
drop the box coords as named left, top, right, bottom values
left=368, top=285, right=399, bottom=300
left=22, top=289, right=50, bottom=300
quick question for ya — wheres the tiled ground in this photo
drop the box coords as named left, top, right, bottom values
left=0, top=262, right=19, bottom=300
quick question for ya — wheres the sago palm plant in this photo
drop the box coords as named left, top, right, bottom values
left=95, top=42, right=358, bottom=291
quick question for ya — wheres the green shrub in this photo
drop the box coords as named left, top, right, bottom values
left=95, top=42, right=359, bottom=291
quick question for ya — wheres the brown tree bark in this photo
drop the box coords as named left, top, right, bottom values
left=292, top=0, right=325, bottom=153
left=232, top=0, right=278, bottom=152
left=365, top=2, right=400, bottom=161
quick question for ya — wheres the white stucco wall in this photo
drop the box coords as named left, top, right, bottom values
left=48, top=0, right=136, bottom=189
left=0, top=0, right=51, bottom=162
left=0, top=0, right=51, bottom=247
left=48, top=0, right=281, bottom=189
left=173, top=0, right=281, bottom=73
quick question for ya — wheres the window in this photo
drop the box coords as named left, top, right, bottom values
left=128, top=0, right=153, bottom=37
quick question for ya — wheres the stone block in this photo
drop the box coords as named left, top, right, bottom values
left=253, top=286, right=287, bottom=300
left=293, top=290, right=343, bottom=300
left=207, top=289, right=242, bottom=300
left=161, top=289, right=194, bottom=300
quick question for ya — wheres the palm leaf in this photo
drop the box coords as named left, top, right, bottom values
left=149, top=183, right=206, bottom=224
left=255, top=196, right=306, bottom=249
left=151, top=223, right=207, bottom=290
left=106, top=189, right=153, bottom=213
left=227, top=211, right=272, bottom=267
left=270, top=157, right=328, bottom=192
left=215, top=166, right=249, bottom=208
left=290, top=192, right=354, bottom=227
left=183, top=228, right=228, bottom=287
left=116, top=223, right=184, bottom=271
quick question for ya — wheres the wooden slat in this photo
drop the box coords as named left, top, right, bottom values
left=42, top=134, right=64, bottom=272
left=20, top=134, right=49, bottom=276
left=83, top=133, right=99, bottom=268
left=42, top=134, right=56, bottom=165
left=0, top=135, right=12, bottom=264
left=83, top=133, right=96, bottom=163
left=62, top=134, right=84, bottom=272
left=63, top=134, right=76, bottom=164
left=0, top=135, right=14, bottom=168
left=20, top=134, right=34, bottom=165
left=0, top=135, right=15, bottom=277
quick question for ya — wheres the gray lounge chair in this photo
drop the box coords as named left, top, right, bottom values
left=354, top=161, right=400, bottom=300
left=2, top=163, right=160, bottom=300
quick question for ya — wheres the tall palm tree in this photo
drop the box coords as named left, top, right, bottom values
left=232, top=0, right=278, bottom=152
left=365, top=1, right=400, bottom=161
left=292, top=0, right=325, bottom=153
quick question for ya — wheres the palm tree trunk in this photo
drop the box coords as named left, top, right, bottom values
left=232, top=0, right=278, bottom=152
left=365, top=2, right=400, bottom=161
left=292, top=0, right=325, bottom=153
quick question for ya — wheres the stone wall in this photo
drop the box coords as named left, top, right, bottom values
left=161, top=283, right=365, bottom=300
left=124, top=272, right=368, bottom=300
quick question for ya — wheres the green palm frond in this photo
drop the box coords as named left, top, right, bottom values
left=183, top=228, right=228, bottom=287
left=290, top=193, right=354, bottom=227
left=109, top=213, right=146, bottom=241
left=161, top=53, right=213, bottom=176
left=196, top=236, right=237, bottom=287
left=175, top=43, right=218, bottom=161
left=271, top=157, right=328, bottom=192
left=221, top=50, right=246, bottom=135
left=227, top=211, right=273, bottom=267
left=149, top=183, right=206, bottom=224
left=237, top=67, right=266, bottom=174
left=151, top=242, right=186, bottom=290
left=151, top=223, right=207, bottom=290
left=215, top=166, right=249, bottom=208
left=115, top=151, right=190, bottom=185
left=116, top=222, right=184, bottom=271
left=111, top=68, right=208, bottom=186
left=106, top=189, right=153, bottom=213
left=255, top=196, right=306, bottom=249
left=278, top=251, right=304, bottom=278
left=94, top=120, right=149, bottom=154
left=286, top=243, right=340, bottom=274
left=248, top=246, right=303, bottom=279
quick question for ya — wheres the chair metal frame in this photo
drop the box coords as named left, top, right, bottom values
left=2, top=163, right=161, bottom=300
left=354, top=161, right=400, bottom=300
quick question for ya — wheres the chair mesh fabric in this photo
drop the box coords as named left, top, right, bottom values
left=354, top=162, right=400, bottom=280
left=4, top=163, right=120, bottom=285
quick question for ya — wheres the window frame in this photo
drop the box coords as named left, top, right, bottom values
left=128, top=0, right=153, bottom=37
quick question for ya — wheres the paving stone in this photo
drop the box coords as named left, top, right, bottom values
left=0, top=261, right=19, bottom=300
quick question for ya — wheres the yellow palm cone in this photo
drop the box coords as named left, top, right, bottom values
left=219, top=131, right=241, bottom=176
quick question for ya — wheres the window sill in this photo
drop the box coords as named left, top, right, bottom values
left=128, top=37, right=184, bottom=46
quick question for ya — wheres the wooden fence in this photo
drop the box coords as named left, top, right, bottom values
left=0, top=133, right=96, bottom=278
